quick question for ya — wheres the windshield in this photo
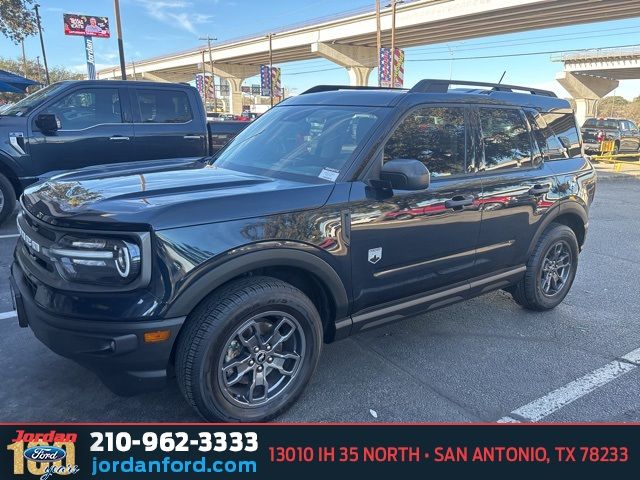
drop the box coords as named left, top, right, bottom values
left=583, top=118, right=619, bottom=129
left=2, top=83, right=69, bottom=116
left=214, top=105, right=386, bottom=182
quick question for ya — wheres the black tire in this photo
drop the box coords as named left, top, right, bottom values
left=512, top=223, right=579, bottom=311
left=0, top=174, right=16, bottom=225
left=175, top=276, right=323, bottom=422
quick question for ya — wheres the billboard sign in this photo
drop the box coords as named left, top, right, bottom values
left=64, top=13, right=110, bottom=38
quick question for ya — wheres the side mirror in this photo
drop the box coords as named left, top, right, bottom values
left=381, top=159, right=430, bottom=191
left=35, top=113, right=59, bottom=134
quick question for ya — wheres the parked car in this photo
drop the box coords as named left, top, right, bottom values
left=11, top=79, right=596, bottom=422
left=581, top=117, right=640, bottom=154
left=0, top=80, right=245, bottom=223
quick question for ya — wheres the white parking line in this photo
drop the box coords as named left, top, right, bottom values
left=0, top=233, right=19, bottom=239
left=0, top=310, right=17, bottom=320
left=498, top=347, right=640, bottom=423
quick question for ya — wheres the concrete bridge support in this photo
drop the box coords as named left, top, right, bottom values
left=556, top=71, right=619, bottom=126
left=311, top=42, right=377, bottom=86
left=209, top=63, right=260, bottom=115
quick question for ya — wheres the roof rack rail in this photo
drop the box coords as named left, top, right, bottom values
left=301, top=85, right=406, bottom=95
left=410, top=79, right=557, bottom=97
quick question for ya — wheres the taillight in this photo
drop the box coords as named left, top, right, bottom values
left=596, top=130, right=605, bottom=142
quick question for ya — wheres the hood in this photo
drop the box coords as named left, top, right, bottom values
left=21, top=160, right=334, bottom=230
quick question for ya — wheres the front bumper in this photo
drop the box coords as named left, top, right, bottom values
left=10, top=261, right=185, bottom=395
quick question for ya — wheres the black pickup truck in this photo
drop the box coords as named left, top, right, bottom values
left=0, top=80, right=247, bottom=222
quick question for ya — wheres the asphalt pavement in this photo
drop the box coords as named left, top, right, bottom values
left=0, top=177, right=639, bottom=422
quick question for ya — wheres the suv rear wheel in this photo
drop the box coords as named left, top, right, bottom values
left=176, top=276, right=323, bottom=422
left=512, top=223, right=579, bottom=311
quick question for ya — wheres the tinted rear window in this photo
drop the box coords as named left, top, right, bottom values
left=583, top=118, right=619, bottom=129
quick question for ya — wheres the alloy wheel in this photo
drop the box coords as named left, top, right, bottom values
left=217, top=311, right=306, bottom=408
left=540, top=240, right=572, bottom=297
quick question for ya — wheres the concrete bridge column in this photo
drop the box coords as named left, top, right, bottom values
left=311, top=42, right=377, bottom=86
left=210, top=63, right=260, bottom=115
left=556, top=71, right=619, bottom=126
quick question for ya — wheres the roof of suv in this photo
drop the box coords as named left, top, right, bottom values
left=284, top=79, right=572, bottom=112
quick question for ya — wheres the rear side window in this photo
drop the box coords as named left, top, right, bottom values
left=135, top=89, right=193, bottom=123
left=383, top=106, right=469, bottom=177
left=525, top=110, right=566, bottom=161
left=543, top=113, right=581, bottom=157
left=583, top=118, right=618, bottom=129
left=479, top=107, right=532, bottom=170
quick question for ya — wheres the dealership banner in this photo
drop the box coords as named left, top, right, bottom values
left=379, top=47, right=404, bottom=88
left=1, top=423, right=638, bottom=478
left=63, top=14, right=110, bottom=38
left=84, top=36, right=96, bottom=80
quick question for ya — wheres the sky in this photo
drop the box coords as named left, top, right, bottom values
left=3, top=0, right=640, bottom=99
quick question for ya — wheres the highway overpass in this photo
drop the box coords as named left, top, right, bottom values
left=97, top=0, right=640, bottom=113
left=555, top=47, right=640, bottom=124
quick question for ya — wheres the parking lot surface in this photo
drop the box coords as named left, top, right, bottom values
left=1, top=177, right=639, bottom=422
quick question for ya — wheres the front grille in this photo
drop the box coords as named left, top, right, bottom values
left=22, top=212, right=56, bottom=241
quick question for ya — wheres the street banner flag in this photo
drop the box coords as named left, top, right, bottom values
left=260, top=65, right=271, bottom=96
left=195, top=74, right=214, bottom=101
left=379, top=47, right=404, bottom=88
left=271, top=67, right=282, bottom=98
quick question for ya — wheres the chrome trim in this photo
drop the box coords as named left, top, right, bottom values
left=354, top=265, right=526, bottom=327
left=373, top=240, right=515, bottom=278
left=9, top=132, right=26, bottom=155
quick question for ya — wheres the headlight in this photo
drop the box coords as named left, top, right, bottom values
left=48, top=235, right=142, bottom=286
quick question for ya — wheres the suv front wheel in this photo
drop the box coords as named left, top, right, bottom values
left=176, top=276, right=323, bottom=422
left=512, top=223, right=579, bottom=311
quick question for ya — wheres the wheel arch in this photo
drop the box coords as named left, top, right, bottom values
left=527, top=202, right=587, bottom=257
left=0, top=152, right=22, bottom=198
left=165, top=248, right=350, bottom=343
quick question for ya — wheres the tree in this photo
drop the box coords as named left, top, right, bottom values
left=0, top=0, right=37, bottom=43
left=0, top=56, right=84, bottom=104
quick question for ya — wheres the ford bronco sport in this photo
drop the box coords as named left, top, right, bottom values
left=11, top=80, right=596, bottom=422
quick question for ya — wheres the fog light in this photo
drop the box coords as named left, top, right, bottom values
left=144, top=330, right=171, bottom=343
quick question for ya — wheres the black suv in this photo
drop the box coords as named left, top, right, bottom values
left=11, top=80, right=596, bottom=422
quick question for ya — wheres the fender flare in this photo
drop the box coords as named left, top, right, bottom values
left=164, top=247, right=350, bottom=320
left=526, top=201, right=588, bottom=257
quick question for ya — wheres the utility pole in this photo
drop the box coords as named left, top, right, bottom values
left=113, top=0, right=127, bottom=79
left=131, top=60, right=137, bottom=80
left=36, top=56, right=42, bottom=84
left=390, top=0, right=397, bottom=88
left=376, top=0, right=381, bottom=86
left=201, top=50, right=207, bottom=109
left=20, top=39, right=28, bottom=77
left=268, top=33, right=274, bottom=107
left=33, top=4, right=50, bottom=85
left=199, top=36, right=218, bottom=112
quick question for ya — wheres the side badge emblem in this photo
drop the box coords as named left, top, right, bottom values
left=368, top=247, right=382, bottom=264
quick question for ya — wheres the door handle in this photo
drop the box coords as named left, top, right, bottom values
left=529, top=184, right=550, bottom=196
left=109, top=135, right=130, bottom=141
left=445, top=195, right=475, bottom=209
left=183, top=134, right=203, bottom=139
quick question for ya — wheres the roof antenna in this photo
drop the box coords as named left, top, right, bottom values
left=498, top=71, right=506, bottom=84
